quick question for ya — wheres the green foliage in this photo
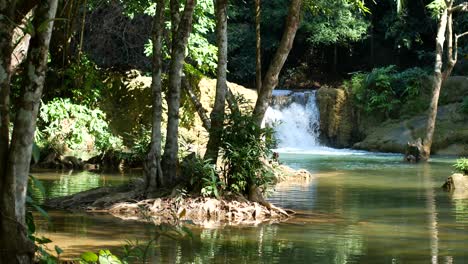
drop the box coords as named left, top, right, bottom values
left=426, top=0, right=446, bottom=18
left=221, top=96, right=276, bottom=195
left=454, top=158, right=468, bottom=175
left=184, top=156, right=223, bottom=198
left=142, top=0, right=217, bottom=75
left=304, top=0, right=369, bottom=46
left=460, top=97, right=468, bottom=114
left=37, top=98, right=123, bottom=155
left=47, top=55, right=106, bottom=108
left=347, top=66, right=430, bottom=118
left=350, top=66, right=399, bottom=115
left=118, top=126, right=154, bottom=164
left=80, top=249, right=122, bottom=264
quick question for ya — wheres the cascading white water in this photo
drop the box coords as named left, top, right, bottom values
left=263, top=90, right=321, bottom=150
left=263, top=90, right=369, bottom=155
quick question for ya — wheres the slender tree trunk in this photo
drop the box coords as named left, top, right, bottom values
left=421, top=1, right=467, bottom=160
left=144, top=0, right=165, bottom=193
left=183, top=76, right=211, bottom=130
left=421, top=7, right=448, bottom=160
left=204, top=0, right=228, bottom=163
left=253, top=0, right=302, bottom=125
left=170, top=0, right=181, bottom=43
left=77, top=0, right=87, bottom=61
left=0, top=1, right=16, bottom=175
left=162, top=0, right=196, bottom=185
left=255, top=0, right=262, bottom=93
left=0, top=0, right=59, bottom=262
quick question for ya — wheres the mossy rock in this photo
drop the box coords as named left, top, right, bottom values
left=353, top=103, right=468, bottom=155
left=316, top=86, right=356, bottom=148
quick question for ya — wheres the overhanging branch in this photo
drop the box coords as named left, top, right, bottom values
left=449, top=2, right=467, bottom=13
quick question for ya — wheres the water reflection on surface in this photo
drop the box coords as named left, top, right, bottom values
left=33, top=155, right=468, bottom=263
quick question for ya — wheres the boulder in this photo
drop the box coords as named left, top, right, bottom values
left=316, top=86, right=357, bottom=148
left=442, top=173, right=468, bottom=199
left=353, top=103, right=468, bottom=155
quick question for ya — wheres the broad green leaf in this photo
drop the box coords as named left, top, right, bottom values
left=80, top=251, right=98, bottom=262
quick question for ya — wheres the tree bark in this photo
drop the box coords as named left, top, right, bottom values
left=421, top=1, right=467, bottom=160
left=170, top=0, right=181, bottom=45
left=255, top=0, right=262, bottom=94
left=204, top=0, right=228, bottom=163
left=162, top=0, right=196, bottom=185
left=144, top=0, right=165, bottom=194
left=182, top=76, right=211, bottom=130
left=252, top=0, right=302, bottom=125
left=421, top=7, right=448, bottom=160
left=0, top=0, right=59, bottom=262
left=0, top=1, right=17, bottom=176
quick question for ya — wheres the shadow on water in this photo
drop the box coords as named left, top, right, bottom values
left=32, top=154, right=468, bottom=263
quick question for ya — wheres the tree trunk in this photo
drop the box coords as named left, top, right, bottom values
left=144, top=0, right=165, bottom=194
left=0, top=0, right=59, bottom=262
left=162, top=0, right=196, bottom=185
left=255, top=0, right=262, bottom=94
left=183, top=76, right=211, bottom=130
left=204, top=0, right=228, bottom=163
left=77, top=0, right=87, bottom=62
left=253, top=0, right=302, bottom=125
left=421, top=7, right=448, bottom=161
left=0, top=1, right=16, bottom=175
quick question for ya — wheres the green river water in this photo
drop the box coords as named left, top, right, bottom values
left=32, top=153, right=468, bottom=263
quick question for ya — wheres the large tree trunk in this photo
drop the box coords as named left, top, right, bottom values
left=0, top=1, right=17, bottom=175
left=0, top=0, right=59, bottom=262
left=162, top=0, right=196, bottom=185
left=253, top=0, right=302, bottom=125
left=255, top=0, right=262, bottom=93
left=144, top=0, right=165, bottom=194
left=204, top=0, right=228, bottom=163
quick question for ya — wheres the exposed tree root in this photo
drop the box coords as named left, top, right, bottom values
left=45, top=164, right=313, bottom=226
left=107, top=196, right=294, bottom=227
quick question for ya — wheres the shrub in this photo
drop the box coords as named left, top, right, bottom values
left=461, top=97, right=468, bottom=114
left=37, top=98, right=123, bottom=156
left=348, top=66, right=430, bottom=118
left=454, top=158, right=468, bottom=175
left=182, top=155, right=222, bottom=198
left=221, top=98, right=276, bottom=195
left=46, top=55, right=106, bottom=108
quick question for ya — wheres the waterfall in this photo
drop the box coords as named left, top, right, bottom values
left=263, top=90, right=369, bottom=155
left=263, top=90, right=321, bottom=150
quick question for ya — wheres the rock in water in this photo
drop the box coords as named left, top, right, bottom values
left=442, top=173, right=468, bottom=199
left=404, top=138, right=422, bottom=163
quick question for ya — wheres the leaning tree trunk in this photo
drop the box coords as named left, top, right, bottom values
left=144, top=0, right=165, bottom=193
left=0, top=0, right=59, bottom=262
left=421, top=8, right=448, bottom=161
left=255, top=0, right=262, bottom=94
left=204, top=0, right=228, bottom=164
left=253, top=0, right=302, bottom=125
left=162, top=0, right=196, bottom=185
left=421, top=1, right=467, bottom=161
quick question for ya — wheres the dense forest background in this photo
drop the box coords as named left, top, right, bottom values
left=46, top=0, right=466, bottom=89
